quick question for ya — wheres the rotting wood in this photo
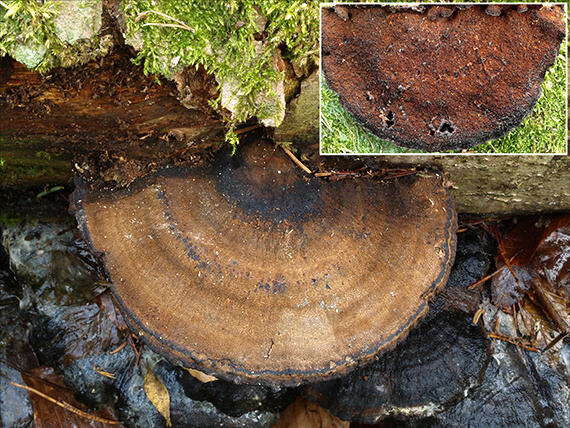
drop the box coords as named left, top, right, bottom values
left=0, top=52, right=225, bottom=190
left=0, top=54, right=219, bottom=143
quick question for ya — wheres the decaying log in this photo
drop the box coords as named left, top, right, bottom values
left=0, top=52, right=225, bottom=191
left=1, top=53, right=568, bottom=217
left=363, top=155, right=570, bottom=217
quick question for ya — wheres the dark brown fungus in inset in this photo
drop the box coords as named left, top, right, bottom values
left=321, top=5, right=566, bottom=152
left=302, top=311, right=492, bottom=423
left=71, top=139, right=457, bottom=387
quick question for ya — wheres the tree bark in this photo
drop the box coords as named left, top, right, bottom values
left=364, top=155, right=570, bottom=217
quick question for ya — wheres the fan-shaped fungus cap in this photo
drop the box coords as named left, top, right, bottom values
left=71, top=139, right=457, bottom=386
left=322, top=4, right=566, bottom=152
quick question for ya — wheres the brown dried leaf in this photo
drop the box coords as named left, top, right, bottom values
left=20, top=366, right=123, bottom=427
left=502, top=214, right=570, bottom=266
left=184, top=367, right=218, bottom=383
left=272, top=396, right=349, bottom=428
left=144, top=365, right=171, bottom=427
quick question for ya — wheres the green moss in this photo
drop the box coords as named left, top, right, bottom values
left=0, top=213, right=23, bottom=228
left=0, top=137, right=72, bottom=187
left=0, top=0, right=64, bottom=70
left=122, top=0, right=319, bottom=127
left=0, top=0, right=111, bottom=71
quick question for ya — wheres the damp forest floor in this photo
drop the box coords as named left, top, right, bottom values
left=320, top=37, right=567, bottom=155
left=1, top=198, right=569, bottom=427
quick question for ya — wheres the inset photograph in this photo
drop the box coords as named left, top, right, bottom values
left=320, top=3, right=567, bottom=154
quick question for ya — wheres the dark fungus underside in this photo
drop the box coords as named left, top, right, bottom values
left=321, top=4, right=566, bottom=152
left=71, top=139, right=457, bottom=386
left=302, top=311, right=492, bottom=423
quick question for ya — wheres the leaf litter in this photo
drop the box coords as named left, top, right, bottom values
left=17, top=366, right=122, bottom=427
left=478, top=214, right=570, bottom=357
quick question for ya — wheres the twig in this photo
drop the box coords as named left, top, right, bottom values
left=280, top=146, right=312, bottom=174
left=542, top=332, right=569, bottom=353
left=93, top=365, right=116, bottom=379
left=109, top=340, right=128, bottom=355
left=486, top=333, right=539, bottom=352
left=467, top=251, right=521, bottom=290
left=136, top=9, right=195, bottom=32
left=0, top=359, right=74, bottom=393
left=499, top=240, right=520, bottom=284
left=233, top=124, right=262, bottom=136
left=472, top=307, right=485, bottom=324
left=10, top=382, right=122, bottom=425
left=468, top=266, right=504, bottom=290
left=355, top=123, right=376, bottom=152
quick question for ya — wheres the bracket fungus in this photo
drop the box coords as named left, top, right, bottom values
left=321, top=4, right=566, bottom=152
left=71, top=139, right=457, bottom=386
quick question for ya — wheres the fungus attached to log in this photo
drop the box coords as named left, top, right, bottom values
left=321, top=4, right=566, bottom=152
left=71, top=139, right=457, bottom=386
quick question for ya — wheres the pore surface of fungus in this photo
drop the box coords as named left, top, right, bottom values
left=72, top=139, right=457, bottom=386
left=321, top=4, right=566, bottom=152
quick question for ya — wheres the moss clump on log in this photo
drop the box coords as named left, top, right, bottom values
left=121, top=0, right=318, bottom=132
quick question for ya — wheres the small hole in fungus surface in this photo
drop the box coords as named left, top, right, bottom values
left=439, top=122, right=455, bottom=134
left=386, top=111, right=394, bottom=128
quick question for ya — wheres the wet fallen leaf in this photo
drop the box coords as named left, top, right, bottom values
left=63, top=302, right=123, bottom=365
left=20, top=366, right=122, bottom=427
left=95, top=289, right=128, bottom=331
left=502, top=214, right=570, bottom=266
left=272, top=395, right=349, bottom=428
left=492, top=218, right=570, bottom=314
left=488, top=218, right=570, bottom=355
left=531, top=225, right=570, bottom=299
left=491, top=263, right=532, bottom=309
left=144, top=364, right=171, bottom=427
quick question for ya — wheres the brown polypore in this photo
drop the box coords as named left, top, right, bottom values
left=321, top=4, right=566, bottom=152
left=71, top=139, right=457, bottom=386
